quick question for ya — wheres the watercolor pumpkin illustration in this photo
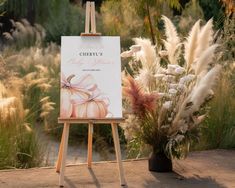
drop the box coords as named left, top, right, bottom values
left=60, top=88, right=73, bottom=118
left=71, top=89, right=110, bottom=118
left=60, top=73, right=110, bottom=118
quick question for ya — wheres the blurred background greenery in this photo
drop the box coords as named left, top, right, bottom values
left=0, top=0, right=234, bottom=169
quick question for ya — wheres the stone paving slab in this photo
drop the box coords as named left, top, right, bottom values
left=0, top=149, right=234, bottom=188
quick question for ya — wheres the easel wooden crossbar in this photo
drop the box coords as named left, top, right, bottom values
left=56, top=1, right=126, bottom=187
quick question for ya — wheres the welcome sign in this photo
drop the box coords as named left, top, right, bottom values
left=60, top=36, right=122, bottom=119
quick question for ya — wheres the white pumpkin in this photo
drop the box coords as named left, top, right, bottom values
left=60, top=88, right=73, bottom=118
left=72, top=100, right=108, bottom=118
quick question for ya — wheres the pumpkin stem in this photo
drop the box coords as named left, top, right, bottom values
left=67, top=74, right=75, bottom=83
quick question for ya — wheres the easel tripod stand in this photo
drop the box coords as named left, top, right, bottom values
left=56, top=1, right=126, bottom=187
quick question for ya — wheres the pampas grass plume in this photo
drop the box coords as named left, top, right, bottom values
left=162, top=15, right=181, bottom=64
left=184, top=20, right=200, bottom=71
left=123, top=76, right=158, bottom=117
left=195, top=19, right=214, bottom=58
left=133, top=38, right=158, bottom=70
left=190, top=65, right=221, bottom=110
left=195, top=44, right=219, bottom=75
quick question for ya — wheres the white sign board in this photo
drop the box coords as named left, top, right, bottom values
left=60, top=36, right=122, bottom=119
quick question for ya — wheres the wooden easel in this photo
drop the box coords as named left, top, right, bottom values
left=56, top=1, right=126, bottom=187
left=81, top=1, right=101, bottom=36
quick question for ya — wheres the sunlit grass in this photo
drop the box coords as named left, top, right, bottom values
left=0, top=82, right=43, bottom=169
left=195, top=71, right=235, bottom=150
left=0, top=28, right=60, bottom=168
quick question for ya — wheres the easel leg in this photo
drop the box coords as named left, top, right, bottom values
left=59, top=123, right=70, bottom=187
left=87, top=123, right=93, bottom=168
left=56, top=127, right=65, bottom=173
left=111, top=123, right=126, bottom=186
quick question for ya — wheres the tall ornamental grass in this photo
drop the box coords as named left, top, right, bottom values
left=0, top=21, right=59, bottom=168
left=0, top=82, right=43, bottom=169
left=196, top=14, right=235, bottom=149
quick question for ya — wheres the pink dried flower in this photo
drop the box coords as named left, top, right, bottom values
left=123, top=76, right=158, bottom=117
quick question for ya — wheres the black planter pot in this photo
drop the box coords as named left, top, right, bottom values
left=148, top=152, right=172, bottom=172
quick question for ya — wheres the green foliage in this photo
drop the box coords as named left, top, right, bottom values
left=101, top=0, right=180, bottom=47
left=0, top=121, right=43, bottom=169
left=101, top=0, right=143, bottom=47
left=199, top=0, right=225, bottom=29
left=177, top=0, right=205, bottom=35
left=126, top=137, right=151, bottom=159
left=219, top=15, right=235, bottom=67
left=15, top=127, right=43, bottom=168
left=196, top=74, right=235, bottom=149
left=1, top=0, right=29, bottom=18
left=42, top=1, right=85, bottom=44
left=0, top=0, right=6, bottom=15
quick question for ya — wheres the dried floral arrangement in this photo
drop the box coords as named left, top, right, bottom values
left=121, top=16, right=221, bottom=159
